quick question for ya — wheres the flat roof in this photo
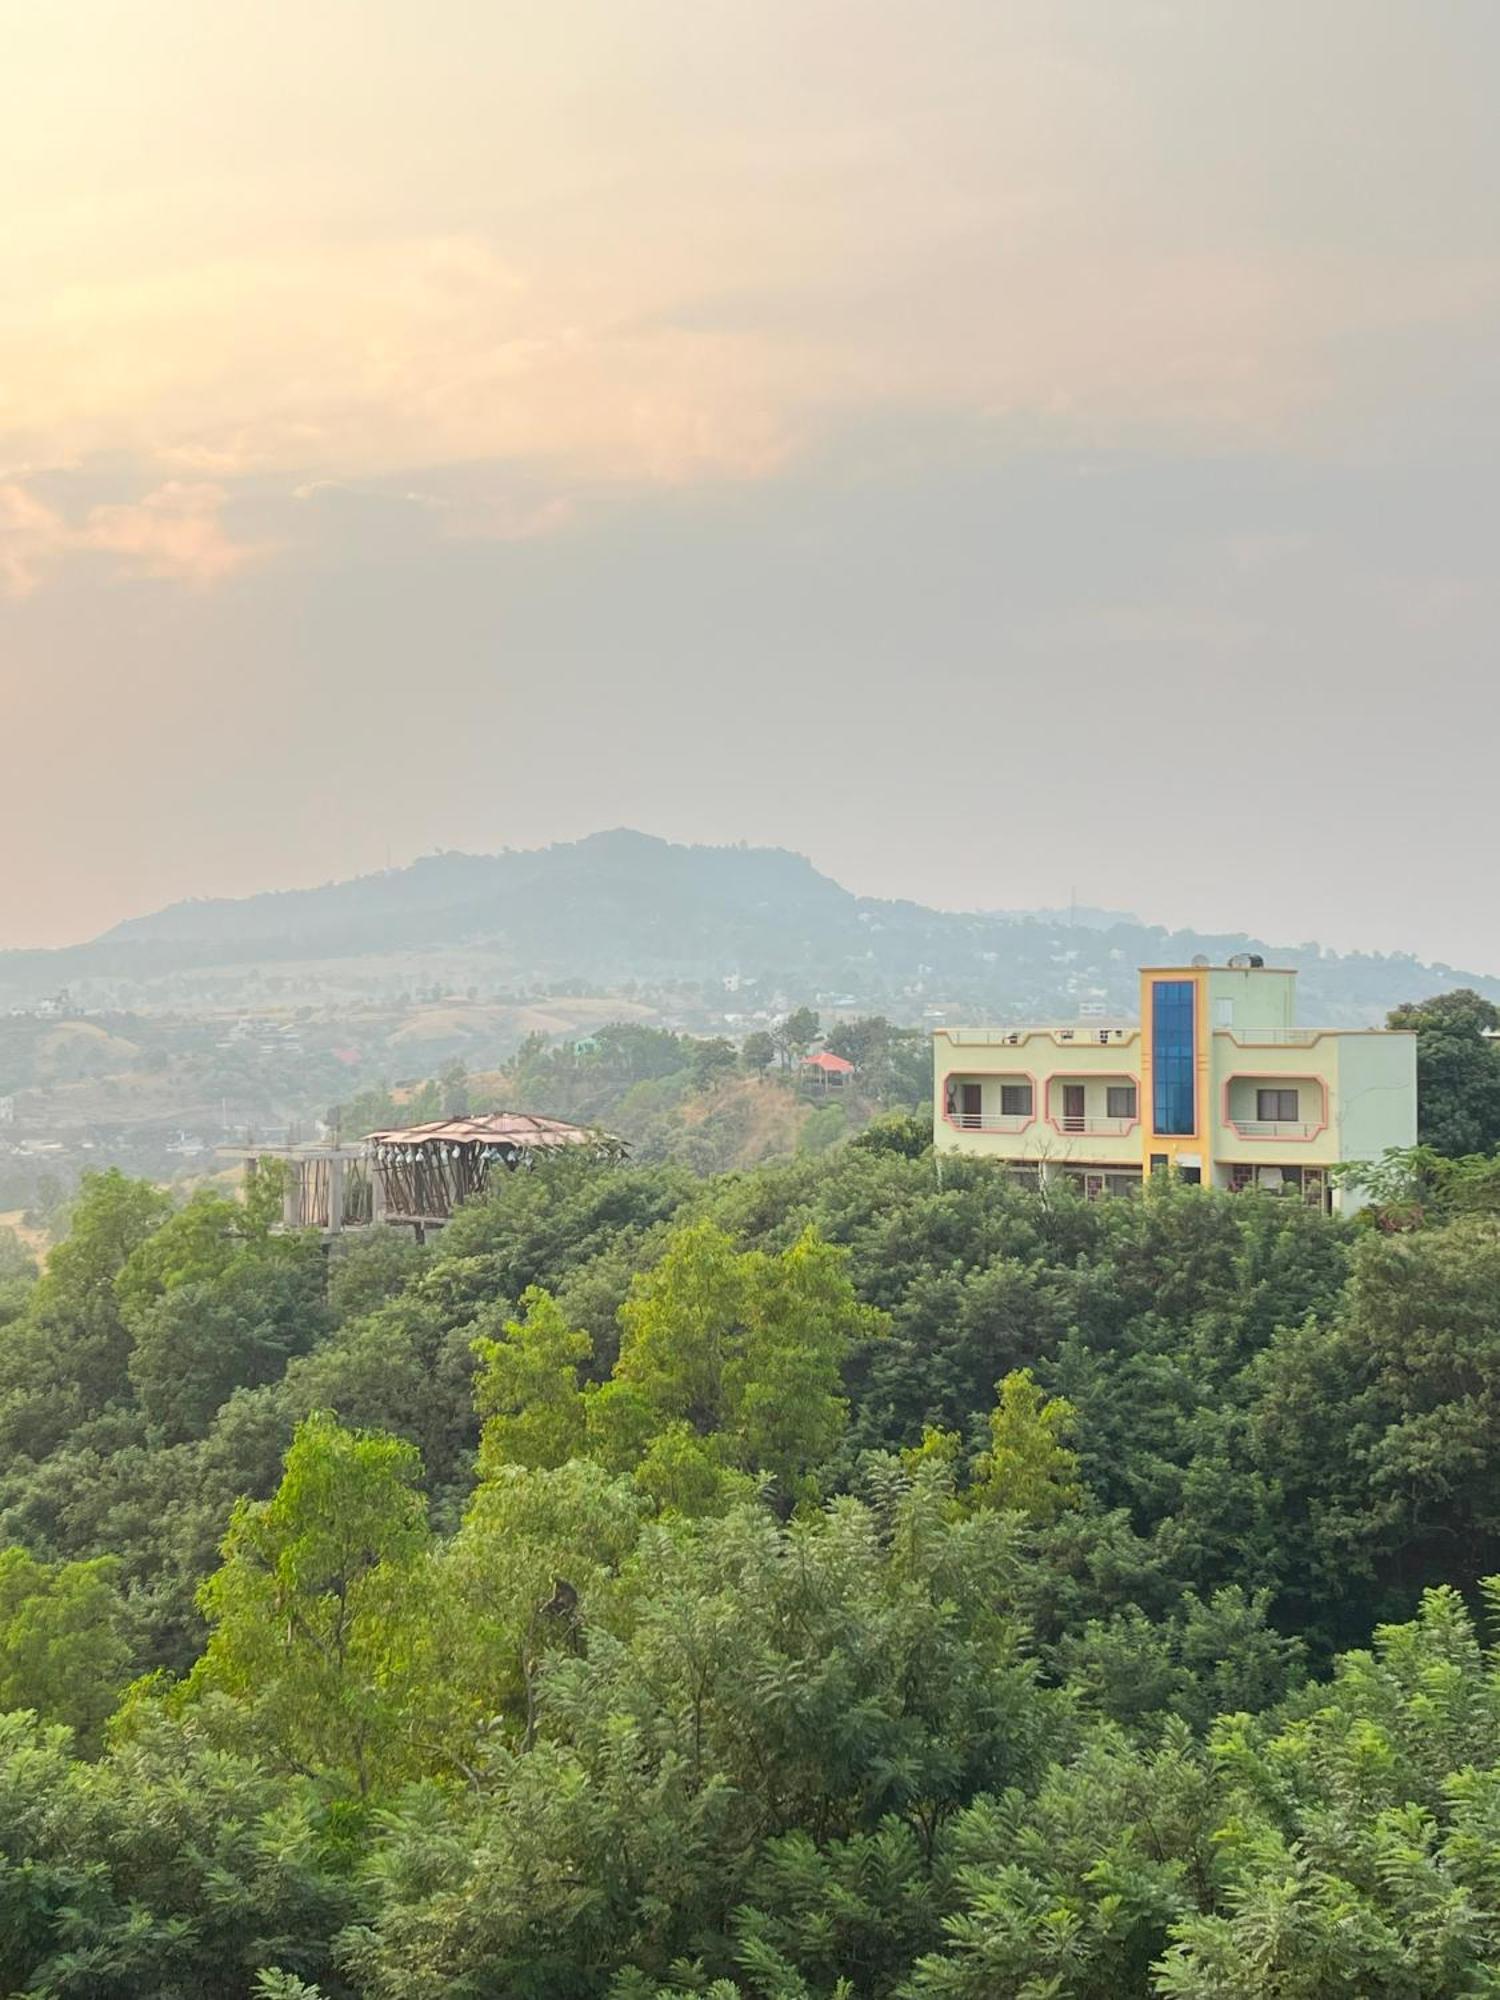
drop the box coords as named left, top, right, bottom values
left=934, top=1020, right=1138, bottom=1039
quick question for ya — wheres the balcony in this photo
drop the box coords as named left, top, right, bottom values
left=1050, top=1114, right=1138, bottom=1138
left=942, top=1071, right=1036, bottom=1137
left=949, top=1108, right=1034, bottom=1134
left=1223, top=1074, right=1328, bottom=1142
left=1045, top=1074, right=1140, bottom=1140
left=1225, top=1028, right=1320, bottom=1046
left=1228, top=1119, right=1322, bottom=1140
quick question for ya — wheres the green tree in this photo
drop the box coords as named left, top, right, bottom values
left=438, top=1456, right=643, bottom=1751
left=741, top=1030, right=776, bottom=1076
left=1388, top=988, right=1500, bottom=1157
left=0, top=1170, right=172, bottom=1455
left=184, top=1414, right=434, bottom=1795
left=0, top=1546, right=132, bottom=1749
left=346, top=1481, right=1052, bottom=1998
left=0, top=1225, right=36, bottom=1332
left=691, top=1037, right=738, bottom=1092
left=970, top=1368, right=1082, bottom=1523
left=115, top=1189, right=266, bottom=1321
left=904, top=1721, right=1216, bottom=2000
left=822, top=1016, right=931, bottom=1105
left=1250, top=1213, right=1500, bottom=1637
left=440, top=1059, right=470, bottom=1117
left=473, top=1286, right=591, bottom=1473
left=0, top=1708, right=355, bottom=1997
left=1336, top=1142, right=1500, bottom=1228
left=128, top=1249, right=331, bottom=1444
left=774, top=1006, right=820, bottom=1070
left=1157, top=1585, right=1500, bottom=1999
left=589, top=1221, right=880, bottom=1497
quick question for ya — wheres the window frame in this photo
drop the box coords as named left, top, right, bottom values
left=1255, top=1086, right=1299, bottom=1122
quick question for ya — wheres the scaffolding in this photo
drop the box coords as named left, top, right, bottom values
left=229, top=1112, right=624, bottom=1240
left=367, top=1112, right=625, bottom=1232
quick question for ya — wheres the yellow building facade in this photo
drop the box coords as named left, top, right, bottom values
left=933, top=959, right=1417, bottom=1213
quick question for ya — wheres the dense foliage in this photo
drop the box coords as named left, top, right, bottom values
left=333, top=1015, right=931, bottom=1175
left=2, top=1124, right=1500, bottom=1993
left=1389, top=988, right=1500, bottom=1158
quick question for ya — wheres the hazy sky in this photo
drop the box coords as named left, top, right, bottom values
left=3, top=2, right=1498, bottom=964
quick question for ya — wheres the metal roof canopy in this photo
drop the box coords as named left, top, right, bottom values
left=365, top=1111, right=611, bottom=1150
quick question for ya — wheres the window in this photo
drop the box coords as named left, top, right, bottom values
left=1256, top=1087, right=1299, bottom=1122
left=999, top=1082, right=1032, bottom=1117
left=1215, top=998, right=1235, bottom=1027
left=1106, top=1084, right=1137, bottom=1119
left=1151, top=980, right=1196, bottom=1134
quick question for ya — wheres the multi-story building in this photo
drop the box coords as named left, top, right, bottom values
left=933, top=957, right=1417, bottom=1213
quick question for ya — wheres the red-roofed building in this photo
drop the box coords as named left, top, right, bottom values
left=801, top=1049, right=854, bottom=1092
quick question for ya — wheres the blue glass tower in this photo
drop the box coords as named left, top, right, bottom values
left=1151, top=979, right=1196, bottom=1135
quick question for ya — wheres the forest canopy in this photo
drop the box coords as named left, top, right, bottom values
left=2, top=1124, right=1500, bottom=1995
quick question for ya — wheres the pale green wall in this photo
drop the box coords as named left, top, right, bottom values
left=1206, top=967, right=1297, bottom=1032
left=1334, top=1031, right=1418, bottom=1161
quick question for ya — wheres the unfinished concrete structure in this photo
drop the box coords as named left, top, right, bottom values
left=239, top=1111, right=624, bottom=1240
left=366, top=1112, right=625, bottom=1236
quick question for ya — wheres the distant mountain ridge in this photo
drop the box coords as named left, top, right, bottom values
left=3, top=829, right=1495, bottom=1024
left=101, top=832, right=851, bottom=956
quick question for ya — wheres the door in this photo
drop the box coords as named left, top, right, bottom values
left=960, top=1082, right=982, bottom=1129
left=1062, top=1083, right=1086, bottom=1133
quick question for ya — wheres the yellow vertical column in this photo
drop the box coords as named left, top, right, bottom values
left=1139, top=970, right=1155, bottom=1175
left=1138, top=967, right=1210, bottom=1176
left=1194, top=971, right=1212, bottom=1179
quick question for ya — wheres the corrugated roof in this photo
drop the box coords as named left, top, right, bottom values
left=802, top=1050, right=855, bottom=1072
left=366, top=1111, right=609, bottom=1149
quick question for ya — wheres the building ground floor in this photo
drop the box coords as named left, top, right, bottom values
left=988, top=1158, right=1335, bottom=1210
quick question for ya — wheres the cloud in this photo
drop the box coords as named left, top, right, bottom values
left=1, top=1, right=1497, bottom=595
left=2, top=238, right=802, bottom=495
left=293, top=475, right=575, bottom=544
left=0, top=480, right=257, bottom=596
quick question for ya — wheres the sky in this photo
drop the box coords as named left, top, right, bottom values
left=2, top=1, right=1498, bottom=966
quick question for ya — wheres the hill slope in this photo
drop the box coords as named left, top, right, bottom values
left=1, top=828, right=1495, bottom=1024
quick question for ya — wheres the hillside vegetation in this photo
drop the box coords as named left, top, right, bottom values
left=3, top=829, right=1496, bottom=1021
left=2, top=1119, right=1500, bottom=1994
left=333, top=1018, right=928, bottom=1176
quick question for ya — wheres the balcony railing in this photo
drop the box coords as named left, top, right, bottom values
left=949, top=1111, right=1032, bottom=1134
left=1227, top=1029, right=1321, bottom=1045
left=1229, top=1119, right=1322, bottom=1140
left=1054, top=1115, right=1137, bottom=1137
